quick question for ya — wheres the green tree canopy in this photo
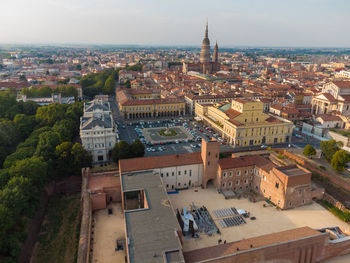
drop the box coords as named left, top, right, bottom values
left=111, top=140, right=145, bottom=163
left=3, top=146, right=36, bottom=169
left=0, top=120, right=20, bottom=167
left=35, top=131, right=61, bottom=161
left=9, top=156, right=48, bottom=187
left=52, top=119, right=75, bottom=142
left=303, top=144, right=316, bottom=157
left=331, top=150, right=350, bottom=173
left=71, top=143, right=92, bottom=172
left=35, top=103, right=66, bottom=126
left=13, top=114, right=38, bottom=140
left=131, top=139, right=145, bottom=157
left=321, top=139, right=339, bottom=162
left=103, top=74, right=115, bottom=95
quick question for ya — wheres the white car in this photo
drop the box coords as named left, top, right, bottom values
left=260, top=145, right=267, bottom=149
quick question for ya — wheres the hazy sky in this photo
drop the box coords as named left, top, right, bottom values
left=1, top=0, right=349, bottom=47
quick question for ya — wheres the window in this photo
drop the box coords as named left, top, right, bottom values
left=237, top=170, right=241, bottom=176
left=189, top=170, right=192, bottom=176
left=278, top=200, right=281, bottom=205
left=222, top=183, right=226, bottom=188
left=229, top=172, right=233, bottom=177
left=166, top=173, right=169, bottom=177
left=245, top=170, right=248, bottom=175
left=172, top=172, right=174, bottom=176
left=236, top=180, right=240, bottom=185
left=161, top=173, right=163, bottom=178
left=275, top=182, right=279, bottom=189
left=184, top=170, right=187, bottom=175
left=229, top=182, right=232, bottom=187
left=166, top=184, right=169, bottom=188
left=244, top=179, right=248, bottom=184
left=223, top=172, right=227, bottom=178
left=178, top=183, right=181, bottom=186
left=208, top=161, right=210, bottom=165
left=178, top=171, right=181, bottom=175
left=208, top=152, right=210, bottom=156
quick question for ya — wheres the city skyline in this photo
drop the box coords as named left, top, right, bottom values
left=1, top=0, right=350, bottom=47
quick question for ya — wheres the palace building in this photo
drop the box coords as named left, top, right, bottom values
left=183, top=21, right=220, bottom=75
left=116, top=88, right=185, bottom=119
left=195, top=98, right=294, bottom=147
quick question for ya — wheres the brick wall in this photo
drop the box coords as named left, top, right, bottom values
left=282, top=150, right=350, bottom=192
left=323, top=192, right=350, bottom=213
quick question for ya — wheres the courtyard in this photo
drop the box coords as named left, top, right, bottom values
left=142, top=126, right=194, bottom=143
left=91, top=203, right=125, bottom=263
left=168, top=185, right=350, bottom=252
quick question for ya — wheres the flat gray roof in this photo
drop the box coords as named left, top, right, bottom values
left=121, top=171, right=184, bottom=263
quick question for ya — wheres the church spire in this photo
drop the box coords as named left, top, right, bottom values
left=205, top=19, right=208, bottom=38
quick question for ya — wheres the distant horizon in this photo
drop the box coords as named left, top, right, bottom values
left=1, top=42, right=350, bottom=50
left=1, top=0, right=349, bottom=47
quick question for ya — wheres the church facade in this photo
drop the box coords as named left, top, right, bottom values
left=183, top=21, right=220, bottom=75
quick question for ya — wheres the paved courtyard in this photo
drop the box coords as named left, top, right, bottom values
left=91, top=203, right=125, bottom=263
left=168, top=186, right=350, bottom=252
left=142, top=126, right=194, bottom=143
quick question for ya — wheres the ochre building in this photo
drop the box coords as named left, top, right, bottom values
left=195, top=98, right=294, bottom=147
left=116, top=88, right=185, bottom=119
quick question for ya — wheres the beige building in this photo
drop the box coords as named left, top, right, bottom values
left=80, top=99, right=116, bottom=164
left=195, top=99, right=294, bottom=147
left=312, top=81, right=350, bottom=116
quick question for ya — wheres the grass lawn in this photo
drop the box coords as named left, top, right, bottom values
left=159, top=128, right=177, bottom=136
left=31, top=194, right=81, bottom=263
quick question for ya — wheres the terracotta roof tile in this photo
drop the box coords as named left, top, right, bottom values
left=183, top=227, right=321, bottom=263
left=119, top=152, right=203, bottom=173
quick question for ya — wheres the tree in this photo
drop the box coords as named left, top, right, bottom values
left=9, top=156, right=48, bottom=187
left=0, top=120, right=20, bottom=167
left=131, top=139, right=145, bottom=157
left=55, top=142, right=75, bottom=176
left=303, top=144, right=316, bottom=157
left=321, top=140, right=339, bottom=162
left=331, top=150, right=350, bottom=173
left=35, top=103, right=66, bottom=126
left=111, top=141, right=131, bottom=162
left=52, top=119, right=75, bottom=141
left=71, top=143, right=92, bottom=172
left=35, top=131, right=61, bottom=161
left=13, top=114, right=38, bottom=140
left=3, top=146, right=36, bottom=169
left=103, top=74, right=115, bottom=95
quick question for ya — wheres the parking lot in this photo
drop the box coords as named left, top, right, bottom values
left=116, top=117, right=236, bottom=156
left=112, top=98, right=291, bottom=157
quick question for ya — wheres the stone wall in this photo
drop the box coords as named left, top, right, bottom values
left=323, top=192, right=350, bottom=212
left=77, top=168, right=92, bottom=263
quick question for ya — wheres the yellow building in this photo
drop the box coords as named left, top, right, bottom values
left=116, top=88, right=185, bottom=119
left=195, top=99, right=294, bottom=146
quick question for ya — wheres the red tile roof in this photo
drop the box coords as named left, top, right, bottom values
left=183, top=227, right=321, bottom=263
left=333, top=81, right=350, bottom=89
left=119, top=152, right=203, bottom=173
left=225, top=108, right=241, bottom=119
left=218, top=155, right=273, bottom=170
